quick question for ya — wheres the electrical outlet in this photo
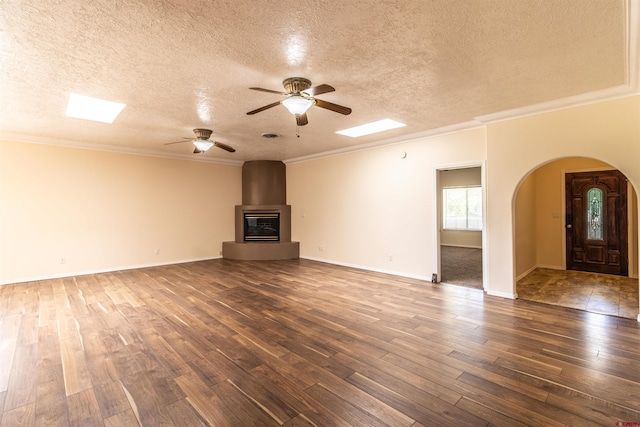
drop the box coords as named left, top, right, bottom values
left=318, top=246, right=324, bottom=252
left=154, top=248, right=160, bottom=255
left=388, top=254, right=393, bottom=261
left=60, top=257, right=66, bottom=264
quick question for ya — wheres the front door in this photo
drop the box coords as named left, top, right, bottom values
left=565, top=170, right=628, bottom=276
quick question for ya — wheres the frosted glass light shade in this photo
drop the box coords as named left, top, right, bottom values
left=193, top=140, right=214, bottom=152
left=282, top=95, right=314, bottom=115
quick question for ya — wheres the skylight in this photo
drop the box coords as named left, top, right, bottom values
left=336, top=119, right=406, bottom=138
left=65, top=93, right=126, bottom=124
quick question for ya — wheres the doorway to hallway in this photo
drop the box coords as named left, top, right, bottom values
left=437, top=165, right=484, bottom=290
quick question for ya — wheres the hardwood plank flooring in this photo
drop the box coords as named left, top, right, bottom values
left=1, top=259, right=640, bottom=426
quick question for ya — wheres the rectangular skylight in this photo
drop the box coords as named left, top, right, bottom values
left=65, top=93, right=126, bottom=123
left=336, top=119, right=406, bottom=138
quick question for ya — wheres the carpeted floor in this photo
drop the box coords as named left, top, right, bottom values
left=440, top=245, right=483, bottom=289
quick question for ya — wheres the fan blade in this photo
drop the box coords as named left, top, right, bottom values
left=249, top=87, right=286, bottom=95
left=296, top=113, right=308, bottom=126
left=247, top=101, right=282, bottom=115
left=164, top=138, right=192, bottom=145
left=214, top=141, right=236, bottom=153
left=315, top=98, right=352, bottom=115
left=303, top=84, right=335, bottom=97
left=193, top=147, right=202, bottom=154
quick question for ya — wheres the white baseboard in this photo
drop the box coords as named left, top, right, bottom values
left=516, top=265, right=538, bottom=281
left=441, top=244, right=483, bottom=249
left=301, top=256, right=432, bottom=282
left=516, top=264, right=564, bottom=281
left=486, top=290, right=517, bottom=299
left=0, top=255, right=222, bottom=286
left=536, top=264, right=564, bottom=270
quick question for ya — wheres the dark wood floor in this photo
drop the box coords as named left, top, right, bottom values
left=1, top=259, right=640, bottom=426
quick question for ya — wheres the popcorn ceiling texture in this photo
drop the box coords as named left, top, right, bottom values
left=0, top=0, right=627, bottom=162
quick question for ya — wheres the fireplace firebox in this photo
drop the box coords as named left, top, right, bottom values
left=244, top=212, right=280, bottom=241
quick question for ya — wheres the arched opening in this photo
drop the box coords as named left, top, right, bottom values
left=513, top=157, right=639, bottom=319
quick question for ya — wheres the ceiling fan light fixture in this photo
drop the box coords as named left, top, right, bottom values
left=282, top=95, right=314, bottom=115
left=193, top=139, right=213, bottom=152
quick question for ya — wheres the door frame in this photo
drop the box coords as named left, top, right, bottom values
left=434, top=161, right=487, bottom=289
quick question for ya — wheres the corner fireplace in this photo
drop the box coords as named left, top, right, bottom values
left=223, top=160, right=299, bottom=260
left=244, top=212, right=280, bottom=241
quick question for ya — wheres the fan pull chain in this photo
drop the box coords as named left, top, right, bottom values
left=296, top=123, right=300, bottom=138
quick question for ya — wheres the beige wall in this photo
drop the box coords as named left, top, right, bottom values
left=0, top=141, right=242, bottom=284
left=514, top=172, right=537, bottom=278
left=3, top=96, right=639, bottom=306
left=287, top=127, right=486, bottom=280
left=487, top=96, right=640, bottom=297
left=439, top=167, right=482, bottom=248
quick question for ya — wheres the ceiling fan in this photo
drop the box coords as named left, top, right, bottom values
left=165, top=128, right=235, bottom=154
left=246, top=77, right=352, bottom=126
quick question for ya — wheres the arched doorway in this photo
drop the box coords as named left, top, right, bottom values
left=513, top=157, right=639, bottom=319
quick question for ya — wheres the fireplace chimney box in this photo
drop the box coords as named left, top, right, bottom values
left=242, top=160, right=286, bottom=205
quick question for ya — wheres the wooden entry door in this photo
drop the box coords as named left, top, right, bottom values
left=565, top=170, right=628, bottom=275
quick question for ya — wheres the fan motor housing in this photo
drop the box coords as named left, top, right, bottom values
left=193, top=128, right=213, bottom=139
left=283, top=77, right=311, bottom=94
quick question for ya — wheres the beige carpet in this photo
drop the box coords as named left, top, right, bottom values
left=440, top=246, right=483, bottom=289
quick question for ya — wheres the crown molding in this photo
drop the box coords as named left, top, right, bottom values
left=0, top=132, right=243, bottom=166
left=473, top=85, right=637, bottom=125
left=285, top=121, right=483, bottom=164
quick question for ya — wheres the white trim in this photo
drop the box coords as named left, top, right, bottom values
left=473, top=85, right=636, bottom=125
left=0, top=256, right=222, bottom=286
left=486, top=290, right=517, bottom=299
left=0, top=132, right=243, bottom=166
left=625, top=0, right=640, bottom=92
left=535, top=264, right=564, bottom=271
left=480, top=161, right=488, bottom=292
left=300, top=256, right=432, bottom=282
left=515, top=265, right=538, bottom=282
left=285, top=122, right=483, bottom=164
left=441, top=244, right=482, bottom=249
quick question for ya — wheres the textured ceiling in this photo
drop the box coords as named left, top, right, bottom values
left=0, top=0, right=635, bottom=163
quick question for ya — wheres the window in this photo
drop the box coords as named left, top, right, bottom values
left=586, top=187, right=603, bottom=240
left=443, top=186, right=482, bottom=230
